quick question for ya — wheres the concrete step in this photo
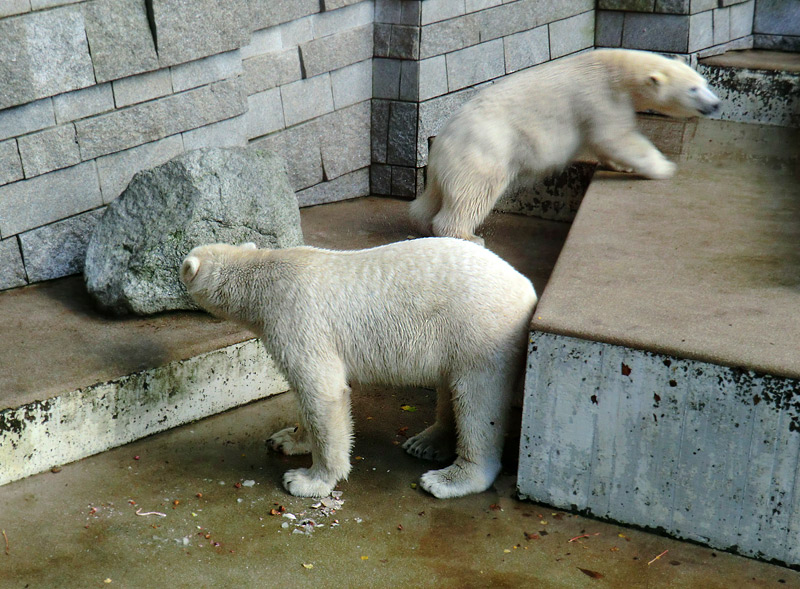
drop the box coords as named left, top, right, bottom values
left=0, top=196, right=570, bottom=487
left=518, top=118, right=800, bottom=566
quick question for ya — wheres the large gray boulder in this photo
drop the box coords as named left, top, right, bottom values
left=84, top=147, right=303, bottom=315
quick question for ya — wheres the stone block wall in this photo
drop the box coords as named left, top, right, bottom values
left=0, top=0, right=373, bottom=291
left=753, top=0, right=800, bottom=52
left=371, top=0, right=596, bottom=198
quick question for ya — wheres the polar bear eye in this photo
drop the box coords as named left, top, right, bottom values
left=689, top=86, right=699, bottom=94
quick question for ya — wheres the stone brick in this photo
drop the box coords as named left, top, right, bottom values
left=421, top=0, right=465, bottom=25
left=280, top=74, right=335, bottom=128
left=418, top=56, right=448, bottom=101
left=322, top=0, right=366, bottom=10
left=314, top=1, right=375, bottom=38
left=183, top=115, right=247, bottom=151
left=318, top=101, right=371, bottom=180
left=18, top=124, right=80, bottom=178
left=375, top=0, right=421, bottom=25
left=249, top=123, right=323, bottom=191
left=53, top=84, right=115, bottom=124
left=0, top=140, right=23, bottom=187
left=504, top=25, right=550, bottom=72
left=20, top=208, right=105, bottom=283
left=171, top=51, right=243, bottom=93
left=689, top=10, right=714, bottom=52
left=301, top=25, right=373, bottom=79
left=245, top=88, right=285, bottom=140
left=399, top=60, right=420, bottom=101
left=656, top=0, right=689, bottom=14
left=30, top=0, right=81, bottom=7
left=374, top=23, right=392, bottom=56
left=595, top=11, right=625, bottom=47
left=0, top=237, right=26, bottom=290
left=0, top=98, right=55, bottom=142
left=420, top=13, right=479, bottom=58
left=417, top=86, right=479, bottom=164
left=623, top=12, right=690, bottom=52
left=112, top=69, right=173, bottom=109
left=386, top=24, right=421, bottom=60
left=279, top=16, right=315, bottom=48
left=370, top=163, right=392, bottom=195
left=0, top=6, right=94, bottom=110
left=331, top=60, right=373, bottom=109
left=713, top=7, right=731, bottom=45
left=249, top=0, right=319, bottom=30
left=387, top=101, right=418, bottom=166
left=244, top=49, right=302, bottom=95
left=754, top=0, right=799, bottom=36
left=550, top=11, right=595, bottom=59
left=729, top=0, right=754, bottom=39
left=371, top=99, right=390, bottom=164
left=598, top=0, right=654, bottom=10
left=690, top=0, right=716, bottom=14
left=152, top=0, right=249, bottom=68
left=82, top=0, right=158, bottom=83
left=0, top=161, right=102, bottom=237
left=477, top=0, right=594, bottom=44
left=372, top=58, right=402, bottom=100
left=753, top=34, right=800, bottom=52
left=296, top=168, right=369, bottom=207
left=465, top=0, right=501, bottom=13
left=241, top=28, right=281, bottom=60
left=0, top=1, right=31, bottom=18
left=390, top=165, right=416, bottom=198
left=446, top=38, right=505, bottom=92
left=96, top=135, right=184, bottom=203
left=76, top=78, right=246, bottom=160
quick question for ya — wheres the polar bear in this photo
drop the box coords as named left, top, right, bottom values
left=410, top=49, right=721, bottom=244
left=180, top=238, right=536, bottom=499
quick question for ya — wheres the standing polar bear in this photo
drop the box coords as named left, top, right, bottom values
left=180, top=238, right=536, bottom=499
left=411, top=49, right=721, bottom=244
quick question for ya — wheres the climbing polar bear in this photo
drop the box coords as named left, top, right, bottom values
left=180, top=239, right=537, bottom=499
left=410, top=49, right=721, bottom=244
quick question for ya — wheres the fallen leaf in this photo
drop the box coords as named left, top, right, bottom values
left=302, top=563, right=314, bottom=569
left=361, top=555, right=369, bottom=561
left=489, top=504, right=503, bottom=511
left=578, top=568, right=604, bottom=579
left=400, top=405, right=417, bottom=412
left=524, top=531, right=539, bottom=540
left=621, top=363, right=632, bottom=376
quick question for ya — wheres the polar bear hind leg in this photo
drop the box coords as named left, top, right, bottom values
left=409, top=181, right=443, bottom=236
left=402, top=385, right=457, bottom=462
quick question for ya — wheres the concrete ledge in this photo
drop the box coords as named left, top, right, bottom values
left=0, top=339, right=289, bottom=486
left=519, top=331, right=800, bottom=566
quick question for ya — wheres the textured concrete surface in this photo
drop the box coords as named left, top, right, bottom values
left=1, top=385, right=798, bottom=587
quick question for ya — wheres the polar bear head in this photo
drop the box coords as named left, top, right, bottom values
left=631, top=53, right=720, bottom=118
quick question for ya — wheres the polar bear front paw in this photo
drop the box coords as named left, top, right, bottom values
left=419, top=458, right=501, bottom=499
left=639, top=157, right=676, bottom=180
left=402, top=425, right=456, bottom=462
left=267, top=426, right=312, bottom=455
left=282, top=468, right=336, bottom=498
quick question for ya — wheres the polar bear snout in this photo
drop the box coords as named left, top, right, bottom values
left=180, top=256, right=201, bottom=285
left=693, top=85, right=720, bottom=115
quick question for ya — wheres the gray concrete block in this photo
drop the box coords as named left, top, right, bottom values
left=112, top=69, right=173, bottom=109
left=171, top=51, right=243, bottom=93
left=0, top=161, right=102, bottom=238
left=374, top=22, right=392, bottom=57
left=301, top=24, right=373, bottom=79
left=0, top=98, right=55, bottom=143
left=371, top=99, right=390, bottom=164
left=322, top=0, right=365, bottom=9
left=477, top=0, right=595, bottom=44
left=623, top=12, right=690, bottom=52
left=249, top=122, right=323, bottom=191
left=689, top=10, right=714, bottom=52
left=18, top=124, right=80, bottom=179
left=30, top=0, right=81, bottom=7
left=372, top=58, right=402, bottom=100
left=241, top=27, right=281, bottom=60
left=370, top=163, right=392, bottom=195
left=713, top=6, right=731, bottom=45
left=446, top=38, right=505, bottom=92
left=331, top=60, right=372, bottom=109
left=0, top=140, right=23, bottom=187
left=387, top=101, right=418, bottom=167
left=76, top=78, right=246, bottom=160
left=690, top=0, right=716, bottom=14
left=656, top=0, right=690, bottom=13
left=390, top=165, right=416, bottom=198
left=753, top=34, right=800, bottom=52
left=82, top=0, right=158, bottom=84
left=280, top=74, right=335, bottom=128
left=319, top=101, right=371, bottom=180
left=0, top=237, right=26, bottom=290
left=504, top=25, right=550, bottom=73
left=182, top=115, right=247, bottom=151
left=417, top=85, right=479, bottom=165
left=278, top=16, right=315, bottom=48
left=245, top=88, right=285, bottom=140
left=53, top=84, right=115, bottom=124
left=421, top=0, right=465, bottom=25
left=399, top=60, right=420, bottom=101
left=96, top=135, right=184, bottom=203
left=375, top=0, right=421, bottom=25
left=550, top=11, right=595, bottom=59
left=420, top=13, right=479, bottom=58
left=387, top=24, right=421, bottom=60
left=754, top=0, right=800, bottom=36
left=152, top=0, right=249, bottom=68
left=0, top=1, right=30, bottom=18
left=418, top=56, right=448, bottom=101
left=465, top=0, right=501, bottom=13
left=595, top=11, right=625, bottom=47
left=598, top=0, right=654, bottom=10
left=0, top=7, right=94, bottom=110
left=244, top=49, right=302, bottom=95
left=249, top=0, right=319, bottom=30
left=314, top=1, right=375, bottom=38
left=729, top=0, right=754, bottom=39
left=296, top=167, right=369, bottom=207
left=20, top=208, right=105, bottom=283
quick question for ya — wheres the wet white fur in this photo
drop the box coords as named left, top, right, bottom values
left=411, top=49, right=721, bottom=244
left=180, top=238, right=537, bottom=499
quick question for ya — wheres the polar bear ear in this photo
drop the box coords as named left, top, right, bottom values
left=239, top=242, right=257, bottom=250
left=181, top=256, right=201, bottom=283
left=649, top=72, right=668, bottom=86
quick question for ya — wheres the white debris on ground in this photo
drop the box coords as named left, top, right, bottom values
left=277, top=491, right=358, bottom=536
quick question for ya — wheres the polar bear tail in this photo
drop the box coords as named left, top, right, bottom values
left=408, top=180, right=443, bottom=237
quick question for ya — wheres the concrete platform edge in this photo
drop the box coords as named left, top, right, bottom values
left=0, top=338, right=290, bottom=487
